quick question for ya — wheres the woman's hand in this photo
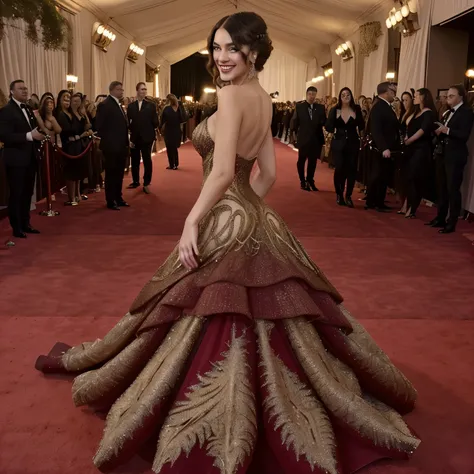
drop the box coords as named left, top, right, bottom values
left=179, top=219, right=200, bottom=270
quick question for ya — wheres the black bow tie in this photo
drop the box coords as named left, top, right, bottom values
left=20, top=103, right=27, bottom=109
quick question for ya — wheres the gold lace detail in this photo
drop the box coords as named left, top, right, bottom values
left=284, top=317, right=420, bottom=453
left=153, top=325, right=257, bottom=474
left=255, top=320, right=337, bottom=473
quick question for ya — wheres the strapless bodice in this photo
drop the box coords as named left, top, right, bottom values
left=192, top=117, right=257, bottom=189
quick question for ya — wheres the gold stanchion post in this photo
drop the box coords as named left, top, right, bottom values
left=40, top=137, right=60, bottom=217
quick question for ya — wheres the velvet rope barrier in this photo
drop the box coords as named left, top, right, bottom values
left=53, top=138, right=93, bottom=159
left=38, top=137, right=93, bottom=217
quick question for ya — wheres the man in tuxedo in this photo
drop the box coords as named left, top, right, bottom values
left=0, top=80, right=43, bottom=238
left=96, top=81, right=130, bottom=210
left=428, top=84, right=474, bottom=234
left=366, top=82, right=400, bottom=212
left=127, top=82, right=158, bottom=194
left=291, top=86, right=326, bottom=191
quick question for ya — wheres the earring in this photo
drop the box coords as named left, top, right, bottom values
left=248, top=62, right=257, bottom=80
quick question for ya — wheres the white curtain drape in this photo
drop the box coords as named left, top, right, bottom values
left=123, top=56, right=146, bottom=97
left=0, top=19, right=67, bottom=96
left=61, top=9, right=84, bottom=93
left=361, top=28, right=389, bottom=98
left=462, top=128, right=474, bottom=213
left=258, top=49, right=308, bottom=102
left=91, top=46, right=117, bottom=99
left=158, top=62, right=171, bottom=98
left=432, top=0, right=474, bottom=24
left=397, top=0, right=433, bottom=95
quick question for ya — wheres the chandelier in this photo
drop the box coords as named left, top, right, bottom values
left=386, top=0, right=419, bottom=36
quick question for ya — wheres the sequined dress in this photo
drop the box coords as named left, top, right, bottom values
left=36, top=117, right=420, bottom=474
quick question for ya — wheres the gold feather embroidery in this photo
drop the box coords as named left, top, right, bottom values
left=93, top=316, right=204, bottom=470
left=339, top=306, right=417, bottom=403
left=284, top=317, right=420, bottom=453
left=255, top=320, right=338, bottom=474
left=153, top=325, right=257, bottom=474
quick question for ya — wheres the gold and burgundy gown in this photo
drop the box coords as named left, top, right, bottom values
left=36, top=117, right=420, bottom=474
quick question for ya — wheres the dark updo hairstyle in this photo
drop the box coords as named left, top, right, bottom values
left=206, top=12, right=273, bottom=87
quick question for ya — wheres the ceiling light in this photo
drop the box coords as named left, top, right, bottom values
left=342, top=43, right=348, bottom=51
left=97, top=25, right=104, bottom=35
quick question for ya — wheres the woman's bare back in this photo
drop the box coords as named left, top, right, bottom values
left=207, top=81, right=273, bottom=160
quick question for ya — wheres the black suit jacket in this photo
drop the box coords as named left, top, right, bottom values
left=0, top=99, right=38, bottom=167
left=96, top=95, right=129, bottom=154
left=368, top=98, right=401, bottom=153
left=442, top=105, right=474, bottom=159
left=291, top=101, right=326, bottom=148
left=127, top=99, right=158, bottom=144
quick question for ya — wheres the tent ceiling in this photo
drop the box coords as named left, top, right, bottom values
left=81, top=0, right=385, bottom=64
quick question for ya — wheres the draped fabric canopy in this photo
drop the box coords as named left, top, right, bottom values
left=83, top=0, right=379, bottom=64
left=74, top=0, right=387, bottom=100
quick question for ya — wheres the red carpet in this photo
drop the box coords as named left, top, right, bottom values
left=1, top=141, right=474, bottom=474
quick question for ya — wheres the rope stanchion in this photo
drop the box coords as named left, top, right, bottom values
left=53, top=139, right=93, bottom=159
left=39, top=137, right=60, bottom=217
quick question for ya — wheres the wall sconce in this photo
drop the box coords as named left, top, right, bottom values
left=184, top=96, right=194, bottom=102
left=199, top=49, right=209, bottom=55
left=466, top=69, right=474, bottom=78
left=93, top=23, right=116, bottom=52
left=311, top=76, right=324, bottom=83
left=335, top=42, right=353, bottom=61
left=203, top=87, right=216, bottom=93
left=66, top=74, right=78, bottom=91
left=324, top=68, right=334, bottom=78
left=386, top=71, right=396, bottom=80
left=127, top=43, right=145, bottom=63
left=386, top=1, right=419, bottom=36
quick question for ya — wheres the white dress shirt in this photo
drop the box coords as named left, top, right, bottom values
left=138, top=100, right=143, bottom=111
left=12, top=97, right=33, bottom=141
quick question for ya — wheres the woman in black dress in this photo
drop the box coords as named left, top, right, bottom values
left=325, top=87, right=365, bottom=207
left=56, top=92, right=93, bottom=205
left=397, top=91, right=416, bottom=215
left=161, top=94, right=183, bottom=170
left=403, top=88, right=436, bottom=219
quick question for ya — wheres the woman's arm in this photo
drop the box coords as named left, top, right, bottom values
left=179, top=86, right=242, bottom=269
left=324, top=106, right=337, bottom=133
left=186, top=86, right=241, bottom=225
left=35, top=113, right=49, bottom=134
left=251, top=127, right=276, bottom=198
left=50, top=116, right=62, bottom=134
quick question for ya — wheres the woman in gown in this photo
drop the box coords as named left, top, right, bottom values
left=36, top=12, right=420, bottom=474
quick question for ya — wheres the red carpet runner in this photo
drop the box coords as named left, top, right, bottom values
left=1, top=141, right=474, bottom=474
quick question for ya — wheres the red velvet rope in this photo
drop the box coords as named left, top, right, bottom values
left=53, top=138, right=93, bottom=159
